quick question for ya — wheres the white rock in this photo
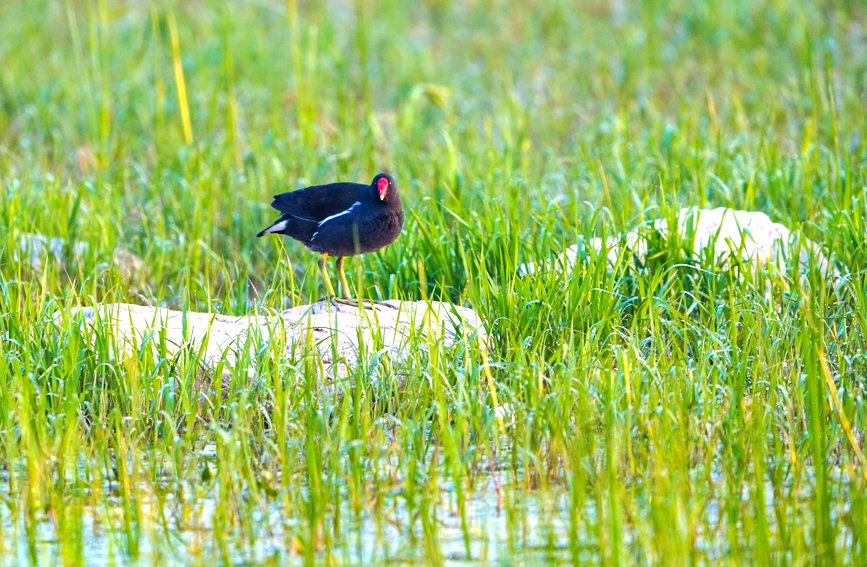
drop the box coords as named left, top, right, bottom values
left=519, top=207, right=838, bottom=279
left=55, top=300, right=488, bottom=380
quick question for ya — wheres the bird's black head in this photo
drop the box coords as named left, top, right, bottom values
left=371, top=172, right=398, bottom=203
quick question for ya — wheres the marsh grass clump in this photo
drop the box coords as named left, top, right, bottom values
left=0, top=0, right=866, bottom=563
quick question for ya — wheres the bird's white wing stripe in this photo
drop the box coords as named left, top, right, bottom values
left=318, top=201, right=361, bottom=226
left=311, top=201, right=361, bottom=241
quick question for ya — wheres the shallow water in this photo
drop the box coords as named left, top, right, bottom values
left=4, top=459, right=856, bottom=565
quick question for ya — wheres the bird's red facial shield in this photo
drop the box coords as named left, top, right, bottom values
left=377, top=177, right=389, bottom=200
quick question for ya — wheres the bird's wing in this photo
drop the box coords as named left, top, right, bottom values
left=270, top=182, right=365, bottom=222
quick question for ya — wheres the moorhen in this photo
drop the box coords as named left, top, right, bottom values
left=257, top=172, right=403, bottom=298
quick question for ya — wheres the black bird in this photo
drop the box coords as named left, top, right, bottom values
left=257, top=172, right=403, bottom=298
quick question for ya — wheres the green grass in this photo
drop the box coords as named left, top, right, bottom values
left=1, top=0, right=866, bottom=564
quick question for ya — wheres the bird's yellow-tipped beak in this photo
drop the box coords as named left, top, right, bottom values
left=377, top=178, right=389, bottom=200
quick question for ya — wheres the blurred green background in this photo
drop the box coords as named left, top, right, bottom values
left=2, top=0, right=864, bottom=308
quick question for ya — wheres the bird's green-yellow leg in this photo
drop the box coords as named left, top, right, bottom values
left=333, top=256, right=364, bottom=307
left=336, top=256, right=351, bottom=299
left=330, top=258, right=395, bottom=309
left=319, top=253, right=337, bottom=298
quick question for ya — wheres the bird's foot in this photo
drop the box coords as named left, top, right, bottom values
left=324, top=296, right=397, bottom=310
left=331, top=297, right=367, bottom=309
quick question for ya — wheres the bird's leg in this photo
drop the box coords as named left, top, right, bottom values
left=331, top=256, right=364, bottom=307
left=322, top=254, right=365, bottom=309
left=329, top=259, right=397, bottom=309
left=336, top=256, right=352, bottom=299
left=319, top=253, right=337, bottom=298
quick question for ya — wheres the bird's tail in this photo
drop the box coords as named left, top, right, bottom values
left=256, top=218, right=289, bottom=237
